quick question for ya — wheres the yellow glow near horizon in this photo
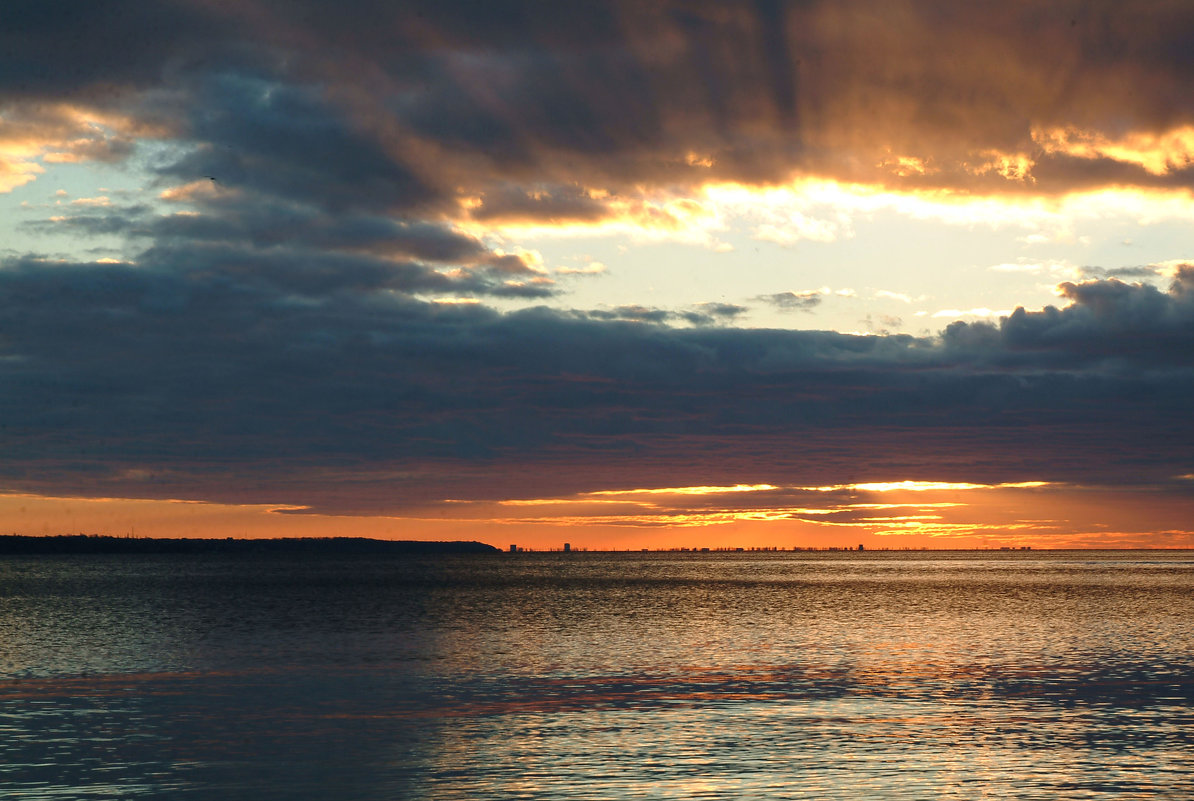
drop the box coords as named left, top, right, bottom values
left=497, top=498, right=645, bottom=507
left=801, top=480, right=1052, bottom=493
left=488, top=507, right=843, bottom=528
left=472, top=498, right=966, bottom=519
left=868, top=521, right=1052, bottom=537
left=584, top=484, right=780, bottom=497
left=3, top=482, right=1194, bottom=551
left=471, top=485, right=1029, bottom=521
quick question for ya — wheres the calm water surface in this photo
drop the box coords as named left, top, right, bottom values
left=1, top=551, right=1192, bottom=799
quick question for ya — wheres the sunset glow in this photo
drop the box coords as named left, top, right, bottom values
left=10, top=8, right=1194, bottom=800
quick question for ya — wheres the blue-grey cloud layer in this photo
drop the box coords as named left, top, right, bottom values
left=2, top=250, right=1192, bottom=511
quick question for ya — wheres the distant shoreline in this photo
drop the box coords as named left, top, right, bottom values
left=0, top=535, right=500, bottom=555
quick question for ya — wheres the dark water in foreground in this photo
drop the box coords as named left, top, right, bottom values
left=1, top=551, right=1192, bottom=799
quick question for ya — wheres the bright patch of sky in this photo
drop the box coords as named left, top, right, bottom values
left=10, top=150, right=1192, bottom=339
left=492, top=191, right=1191, bottom=333
left=2, top=150, right=158, bottom=261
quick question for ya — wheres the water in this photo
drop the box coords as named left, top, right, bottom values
left=1, top=551, right=1192, bottom=799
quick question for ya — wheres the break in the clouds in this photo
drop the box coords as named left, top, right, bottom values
left=3, top=1, right=1194, bottom=543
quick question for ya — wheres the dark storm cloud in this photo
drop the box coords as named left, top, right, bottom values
left=24, top=195, right=550, bottom=299
left=0, top=0, right=228, bottom=100
left=32, top=197, right=490, bottom=264
left=12, top=0, right=1194, bottom=206
left=135, top=242, right=553, bottom=299
left=1, top=251, right=1191, bottom=512
left=1025, top=153, right=1194, bottom=194
left=156, top=73, right=437, bottom=214
left=296, top=0, right=1194, bottom=194
left=944, top=269, right=1194, bottom=367
left=466, top=184, right=614, bottom=224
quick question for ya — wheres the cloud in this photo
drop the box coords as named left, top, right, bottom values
left=464, top=184, right=613, bottom=224
left=583, top=305, right=675, bottom=324
left=943, top=269, right=1194, bottom=365
left=578, top=302, right=745, bottom=326
left=0, top=155, right=43, bottom=194
left=154, top=73, right=439, bottom=214
left=862, top=314, right=903, bottom=334
left=1149, top=260, right=1194, bottom=279
left=0, top=103, right=150, bottom=193
left=25, top=142, right=566, bottom=299
left=0, top=1, right=229, bottom=100
left=1078, top=265, right=1164, bottom=280
left=557, top=262, right=607, bottom=276
left=693, top=302, right=749, bottom=320
left=1032, top=126, right=1194, bottom=178
left=758, top=290, right=824, bottom=312
left=1, top=242, right=1191, bottom=515
left=10, top=0, right=1194, bottom=207
left=23, top=199, right=556, bottom=300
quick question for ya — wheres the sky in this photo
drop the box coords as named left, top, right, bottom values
left=2, top=0, right=1194, bottom=550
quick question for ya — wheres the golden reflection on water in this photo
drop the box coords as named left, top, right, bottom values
left=1, top=552, right=1193, bottom=799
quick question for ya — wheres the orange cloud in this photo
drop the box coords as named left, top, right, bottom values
left=0, top=103, right=163, bottom=193
left=1033, top=125, right=1194, bottom=176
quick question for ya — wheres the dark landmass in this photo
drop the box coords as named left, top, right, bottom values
left=0, top=535, right=500, bottom=555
